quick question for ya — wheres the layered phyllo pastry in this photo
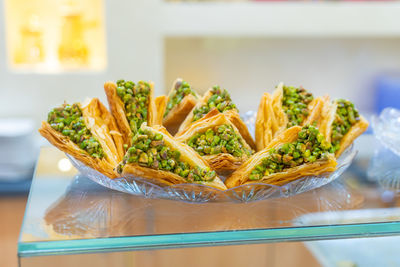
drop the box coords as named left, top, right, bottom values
left=256, top=83, right=324, bottom=151
left=226, top=125, right=337, bottom=188
left=104, top=80, right=156, bottom=147
left=162, top=78, right=199, bottom=135
left=175, top=112, right=254, bottom=174
left=319, top=98, right=369, bottom=157
left=117, top=124, right=227, bottom=190
left=39, top=98, right=124, bottom=178
left=178, top=85, right=256, bottom=150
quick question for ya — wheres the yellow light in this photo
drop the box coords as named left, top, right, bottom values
left=4, top=0, right=107, bottom=72
left=57, top=158, right=72, bottom=172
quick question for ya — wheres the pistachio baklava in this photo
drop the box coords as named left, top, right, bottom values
left=39, top=98, right=124, bottom=178
left=117, top=124, right=227, bottom=190
left=175, top=112, right=254, bottom=174
left=255, top=82, right=324, bottom=151
left=226, top=125, right=337, bottom=188
left=104, top=80, right=156, bottom=148
left=319, top=98, right=369, bottom=157
left=178, top=85, right=256, bottom=150
left=162, top=78, right=199, bottom=135
left=178, top=85, right=237, bottom=132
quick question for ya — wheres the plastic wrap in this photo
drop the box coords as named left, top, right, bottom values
left=369, top=108, right=400, bottom=192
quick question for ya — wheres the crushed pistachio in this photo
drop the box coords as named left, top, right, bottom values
left=248, top=125, right=331, bottom=181
left=192, top=85, right=237, bottom=122
left=48, top=103, right=104, bottom=158
left=187, top=124, right=253, bottom=157
left=164, top=80, right=197, bottom=117
left=116, top=79, right=150, bottom=134
left=331, top=99, right=360, bottom=153
left=282, top=85, right=314, bottom=127
left=118, top=128, right=216, bottom=182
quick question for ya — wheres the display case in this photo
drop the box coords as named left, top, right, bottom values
left=5, top=1, right=400, bottom=265
left=18, top=133, right=400, bottom=266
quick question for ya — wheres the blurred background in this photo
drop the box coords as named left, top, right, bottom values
left=2, top=0, right=400, bottom=266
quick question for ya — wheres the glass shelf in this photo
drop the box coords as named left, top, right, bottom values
left=18, top=135, right=400, bottom=257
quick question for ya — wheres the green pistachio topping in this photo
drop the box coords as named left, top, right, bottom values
left=47, top=103, right=104, bottom=158
left=187, top=124, right=253, bottom=157
left=192, top=85, right=237, bottom=122
left=282, top=85, right=314, bottom=128
left=164, top=80, right=197, bottom=117
left=331, top=99, right=360, bottom=153
left=248, top=125, right=331, bottom=181
left=116, top=79, right=150, bottom=134
left=117, top=128, right=216, bottom=182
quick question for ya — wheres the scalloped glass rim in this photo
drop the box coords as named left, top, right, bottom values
left=66, top=128, right=356, bottom=203
left=372, top=107, right=400, bottom=157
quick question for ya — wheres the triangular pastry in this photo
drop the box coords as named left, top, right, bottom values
left=39, top=98, right=124, bottom=178
left=104, top=80, right=156, bottom=148
left=226, top=125, right=337, bottom=188
left=175, top=112, right=254, bottom=175
left=117, top=124, right=227, bottom=190
left=255, top=82, right=324, bottom=151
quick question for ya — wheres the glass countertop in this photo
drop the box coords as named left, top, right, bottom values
left=18, top=135, right=400, bottom=257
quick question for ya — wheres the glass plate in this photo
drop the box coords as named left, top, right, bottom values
left=67, top=111, right=356, bottom=203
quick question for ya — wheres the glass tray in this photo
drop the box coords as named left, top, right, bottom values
left=18, top=137, right=400, bottom=257
left=67, top=110, right=356, bottom=203
left=68, top=146, right=355, bottom=203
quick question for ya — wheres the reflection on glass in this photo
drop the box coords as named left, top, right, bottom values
left=40, top=173, right=363, bottom=240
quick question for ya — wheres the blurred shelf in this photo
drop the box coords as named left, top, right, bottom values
left=0, top=179, right=32, bottom=195
left=161, top=2, right=400, bottom=37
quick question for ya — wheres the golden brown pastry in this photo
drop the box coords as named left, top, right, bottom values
left=104, top=80, right=156, bottom=147
left=225, top=125, right=337, bottom=188
left=39, top=98, right=124, bottom=178
left=117, top=124, right=227, bottom=190
left=163, top=78, right=199, bottom=135
left=255, top=93, right=276, bottom=152
left=223, top=109, right=256, bottom=151
left=177, top=85, right=256, bottom=150
left=255, top=82, right=324, bottom=151
left=318, top=97, right=369, bottom=157
left=175, top=112, right=254, bottom=175
left=154, top=95, right=167, bottom=126
left=178, top=85, right=238, bottom=133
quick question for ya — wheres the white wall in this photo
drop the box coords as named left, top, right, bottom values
left=2, top=0, right=400, bottom=127
left=0, top=0, right=163, bottom=127
left=165, top=37, right=400, bottom=114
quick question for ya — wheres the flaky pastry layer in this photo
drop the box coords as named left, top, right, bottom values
left=318, top=97, right=369, bottom=157
left=154, top=95, right=167, bottom=126
left=255, top=82, right=324, bottom=151
left=175, top=112, right=253, bottom=174
left=39, top=98, right=124, bottom=178
left=121, top=124, right=227, bottom=190
left=225, top=126, right=337, bottom=188
left=104, top=81, right=156, bottom=147
left=163, top=78, right=199, bottom=135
